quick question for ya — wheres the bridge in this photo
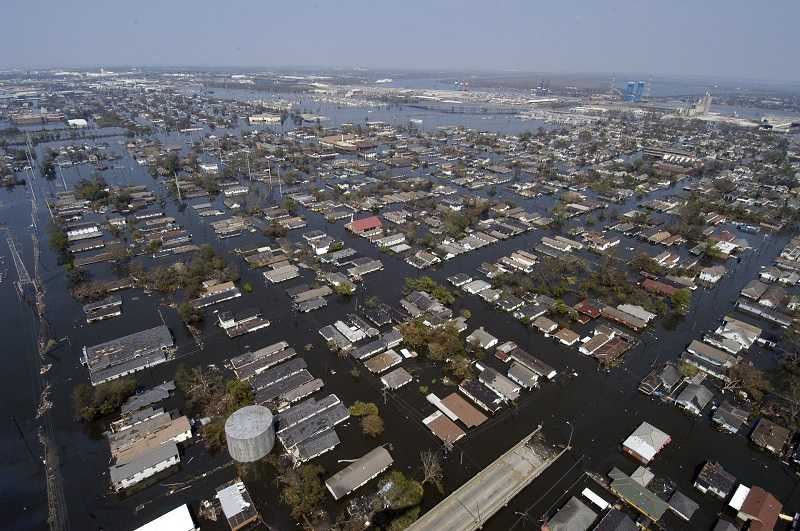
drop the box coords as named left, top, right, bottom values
left=408, top=426, right=565, bottom=531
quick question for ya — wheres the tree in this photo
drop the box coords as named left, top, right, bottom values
left=419, top=450, right=444, bottom=493
left=361, top=414, right=384, bottom=437
left=398, top=320, right=466, bottom=363
left=671, top=289, right=691, bottom=314
left=725, top=363, right=771, bottom=401
left=379, top=470, right=423, bottom=510
left=178, top=301, right=203, bottom=324
left=349, top=401, right=379, bottom=417
left=175, top=364, right=227, bottom=417
left=71, top=384, right=95, bottom=421
left=678, top=361, right=699, bottom=378
left=779, top=359, right=800, bottom=428
left=387, top=508, right=421, bottom=531
left=201, top=418, right=227, bottom=453
left=334, top=283, right=354, bottom=297
left=704, top=241, right=725, bottom=260
left=277, top=463, right=326, bottom=520
left=72, top=377, right=137, bottom=421
left=74, top=175, right=109, bottom=203
left=224, top=379, right=255, bottom=416
left=404, top=276, right=457, bottom=305
left=445, top=355, right=474, bottom=382
left=629, top=252, right=664, bottom=276
left=47, top=224, right=69, bottom=254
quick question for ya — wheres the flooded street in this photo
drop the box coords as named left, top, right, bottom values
left=1, top=96, right=798, bottom=531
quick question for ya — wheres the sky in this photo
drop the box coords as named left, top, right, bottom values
left=2, top=0, right=798, bottom=82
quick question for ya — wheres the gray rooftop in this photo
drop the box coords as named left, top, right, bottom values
left=84, top=325, right=173, bottom=371
left=121, top=381, right=175, bottom=415
left=381, top=367, right=413, bottom=389
left=325, top=446, right=394, bottom=500
left=109, top=442, right=178, bottom=486
left=546, top=496, right=597, bottom=531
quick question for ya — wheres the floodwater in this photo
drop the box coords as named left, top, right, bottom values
left=2, top=103, right=799, bottom=531
left=197, top=86, right=555, bottom=136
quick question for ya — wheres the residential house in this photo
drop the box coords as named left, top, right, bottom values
left=668, top=491, right=699, bottom=522
left=730, top=486, right=782, bottom=531
left=700, top=265, right=726, bottom=285
left=715, top=316, right=761, bottom=351
left=741, top=280, right=769, bottom=300
left=466, top=327, right=498, bottom=350
left=751, top=418, right=791, bottom=455
left=639, top=363, right=682, bottom=396
left=542, top=497, right=597, bottom=531
left=712, top=401, right=751, bottom=434
left=675, top=383, right=714, bottom=415
left=622, top=422, right=671, bottom=464
left=694, top=461, right=736, bottom=499
left=759, top=285, right=787, bottom=309
left=682, top=340, right=737, bottom=380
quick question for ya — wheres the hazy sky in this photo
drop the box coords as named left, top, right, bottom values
left=3, top=0, right=798, bottom=81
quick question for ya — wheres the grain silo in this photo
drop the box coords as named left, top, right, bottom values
left=225, top=404, right=275, bottom=462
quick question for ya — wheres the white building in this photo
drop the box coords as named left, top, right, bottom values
left=134, top=504, right=197, bottom=531
left=248, top=114, right=281, bottom=124
left=700, top=265, right=726, bottom=284
left=67, top=118, right=88, bottom=128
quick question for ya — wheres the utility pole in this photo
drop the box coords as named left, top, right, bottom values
left=174, top=172, right=181, bottom=202
left=57, top=165, right=67, bottom=192
left=12, top=416, right=36, bottom=461
left=565, top=420, right=574, bottom=451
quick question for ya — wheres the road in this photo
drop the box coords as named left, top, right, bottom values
left=408, top=426, right=564, bottom=531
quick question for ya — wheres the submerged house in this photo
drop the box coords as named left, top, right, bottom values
left=675, top=383, right=714, bottom=416
left=750, top=418, right=791, bottom=456
left=639, top=363, right=682, bottom=396
left=712, top=401, right=751, bottom=434
left=466, top=327, right=498, bottom=350
left=729, top=486, right=782, bottom=531
left=694, top=461, right=736, bottom=499
left=622, top=422, right=671, bottom=464
left=82, top=325, right=174, bottom=386
left=325, top=447, right=393, bottom=500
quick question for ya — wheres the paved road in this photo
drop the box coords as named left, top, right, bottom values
left=408, top=427, right=564, bottom=531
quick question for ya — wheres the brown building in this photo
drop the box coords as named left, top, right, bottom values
left=737, top=486, right=782, bottom=531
